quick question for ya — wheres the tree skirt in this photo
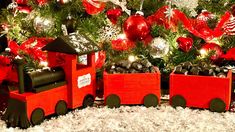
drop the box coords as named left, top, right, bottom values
left=1, top=103, right=235, bottom=132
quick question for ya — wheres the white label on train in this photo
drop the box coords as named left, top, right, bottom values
left=77, top=74, right=91, bottom=88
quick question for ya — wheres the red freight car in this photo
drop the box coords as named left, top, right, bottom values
left=170, top=70, right=232, bottom=112
left=104, top=68, right=161, bottom=108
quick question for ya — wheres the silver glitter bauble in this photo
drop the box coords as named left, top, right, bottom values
left=149, top=37, right=169, bottom=58
left=33, top=16, right=54, bottom=33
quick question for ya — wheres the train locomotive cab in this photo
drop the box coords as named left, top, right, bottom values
left=2, top=33, right=100, bottom=128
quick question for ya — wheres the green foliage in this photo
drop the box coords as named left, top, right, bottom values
left=197, top=0, right=233, bottom=15
left=77, top=13, right=106, bottom=41
left=221, top=35, right=235, bottom=52
left=151, top=24, right=171, bottom=38
left=142, top=0, right=165, bottom=16
left=126, top=0, right=165, bottom=16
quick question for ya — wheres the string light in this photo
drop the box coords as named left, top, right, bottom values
left=128, top=55, right=137, bottom=62
left=199, top=49, right=208, bottom=58
left=40, top=61, right=48, bottom=67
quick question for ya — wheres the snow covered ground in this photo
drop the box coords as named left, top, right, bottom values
left=1, top=103, right=235, bottom=132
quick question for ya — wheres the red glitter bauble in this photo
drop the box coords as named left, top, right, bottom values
left=123, top=14, right=150, bottom=41
left=200, top=43, right=223, bottom=61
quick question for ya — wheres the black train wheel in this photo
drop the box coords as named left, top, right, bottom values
left=144, top=94, right=159, bottom=107
left=105, top=94, right=120, bottom=108
left=83, top=95, right=94, bottom=108
left=209, top=98, right=226, bottom=112
left=171, top=95, right=186, bottom=108
left=31, top=108, right=45, bottom=126
left=55, top=100, right=68, bottom=115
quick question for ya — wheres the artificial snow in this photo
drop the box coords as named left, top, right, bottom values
left=1, top=104, right=235, bottom=132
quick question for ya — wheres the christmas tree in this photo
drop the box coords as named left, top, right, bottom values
left=0, top=0, right=235, bottom=83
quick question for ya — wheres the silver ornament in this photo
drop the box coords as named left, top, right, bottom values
left=33, top=16, right=54, bottom=33
left=149, top=37, right=169, bottom=58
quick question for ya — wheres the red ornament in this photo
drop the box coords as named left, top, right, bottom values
left=17, top=6, right=32, bottom=14
left=123, top=14, right=150, bottom=41
left=37, top=0, right=48, bottom=5
left=200, top=43, right=223, bottom=61
left=106, top=8, right=122, bottom=25
left=111, top=35, right=135, bottom=51
left=142, top=35, right=153, bottom=45
left=16, top=0, right=27, bottom=5
left=82, top=0, right=105, bottom=15
left=177, top=37, right=193, bottom=52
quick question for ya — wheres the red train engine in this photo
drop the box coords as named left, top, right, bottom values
left=2, top=34, right=100, bottom=128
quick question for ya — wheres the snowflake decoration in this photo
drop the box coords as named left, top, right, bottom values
left=164, top=6, right=174, bottom=19
left=98, top=21, right=121, bottom=42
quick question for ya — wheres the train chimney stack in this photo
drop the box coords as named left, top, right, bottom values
left=14, top=56, right=25, bottom=94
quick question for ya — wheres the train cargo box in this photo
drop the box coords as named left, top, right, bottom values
left=170, top=70, right=232, bottom=112
left=104, top=67, right=161, bottom=108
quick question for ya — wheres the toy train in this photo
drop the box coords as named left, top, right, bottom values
left=0, top=34, right=234, bottom=128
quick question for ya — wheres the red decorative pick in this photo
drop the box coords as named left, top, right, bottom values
left=123, top=14, right=150, bottom=41
left=147, top=6, right=231, bottom=41
left=111, top=35, right=135, bottom=51
left=177, top=37, right=193, bottom=52
left=95, top=51, right=106, bottom=69
left=8, top=37, right=53, bottom=62
left=82, top=0, right=106, bottom=15
left=223, top=16, right=235, bottom=35
left=106, top=8, right=122, bottom=25
left=146, top=6, right=179, bottom=31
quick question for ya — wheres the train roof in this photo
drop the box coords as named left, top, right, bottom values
left=42, top=33, right=100, bottom=55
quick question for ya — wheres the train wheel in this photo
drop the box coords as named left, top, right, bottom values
left=83, top=95, right=94, bottom=108
left=209, top=98, right=226, bottom=112
left=105, top=94, right=120, bottom=108
left=171, top=95, right=186, bottom=108
left=144, top=94, right=159, bottom=107
left=55, top=100, right=68, bottom=116
left=31, top=108, right=45, bottom=126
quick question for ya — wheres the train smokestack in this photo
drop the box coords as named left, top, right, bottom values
left=14, top=57, right=25, bottom=94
